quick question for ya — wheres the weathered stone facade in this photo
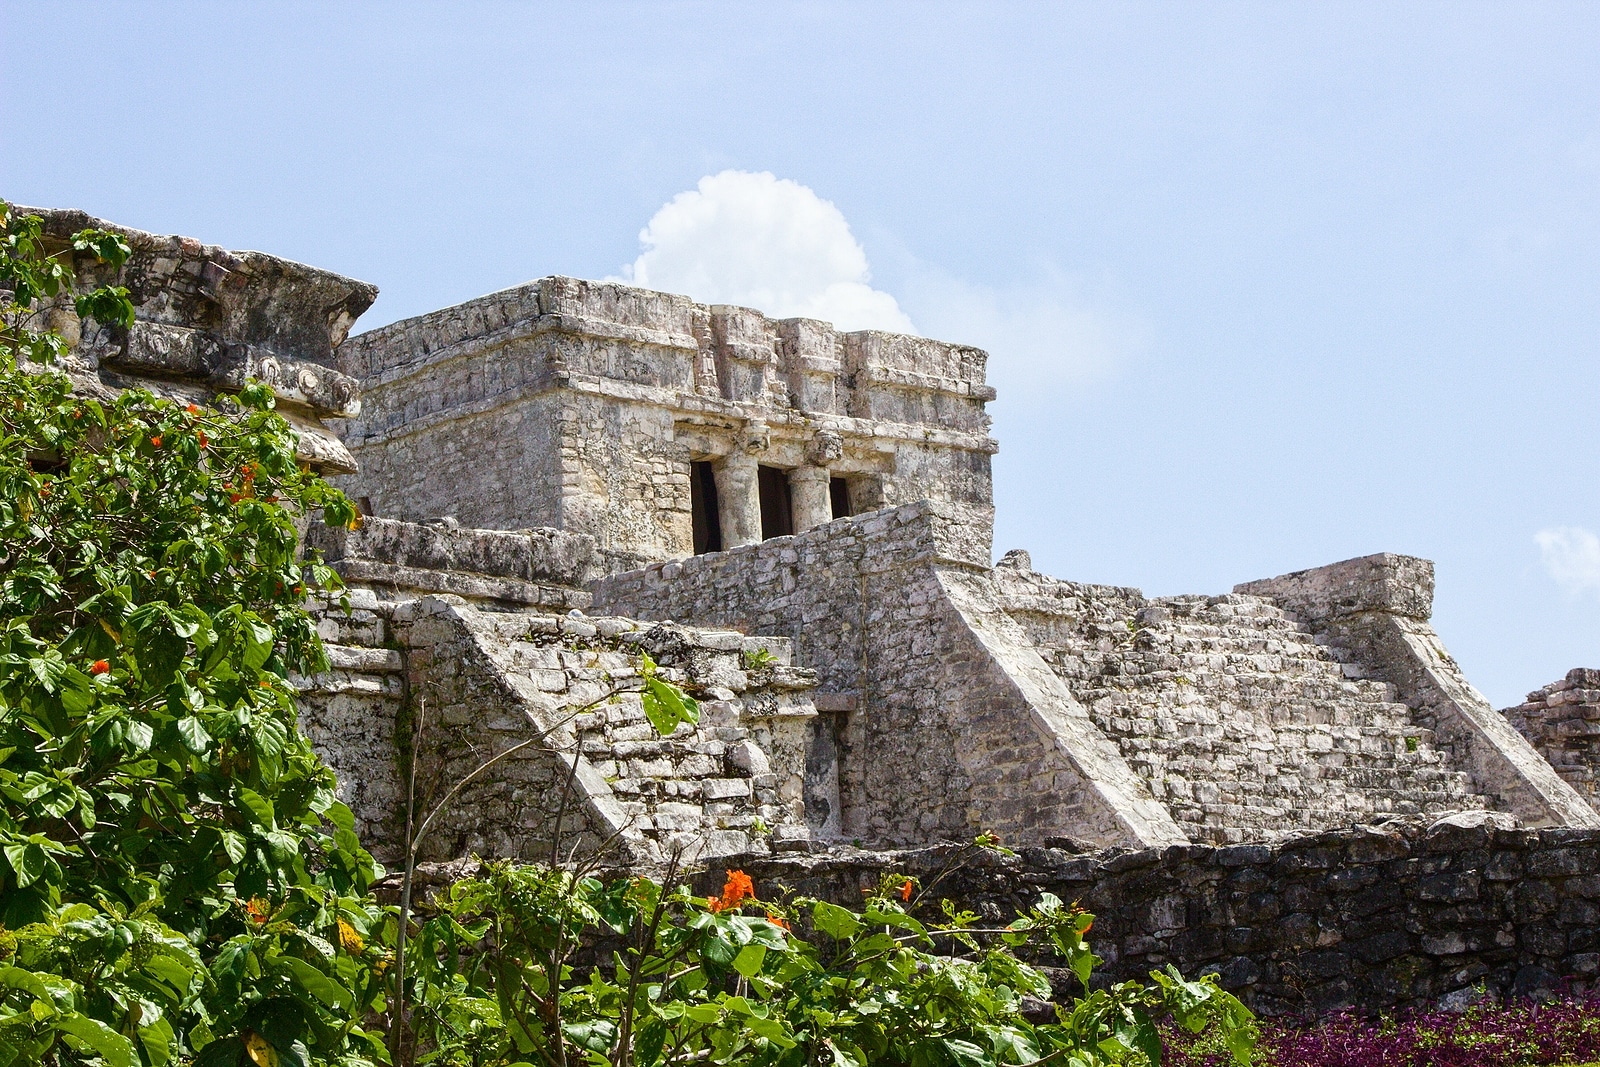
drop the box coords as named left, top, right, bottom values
left=26, top=206, right=1600, bottom=1013
left=332, top=278, right=996, bottom=571
left=295, top=518, right=823, bottom=867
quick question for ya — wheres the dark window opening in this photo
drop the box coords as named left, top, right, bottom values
left=691, top=461, right=722, bottom=554
left=758, top=465, right=795, bottom=540
left=829, top=477, right=852, bottom=520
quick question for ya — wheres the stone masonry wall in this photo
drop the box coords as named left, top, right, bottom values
left=1504, top=669, right=1600, bottom=814
left=990, top=558, right=1491, bottom=845
left=592, top=501, right=1184, bottom=852
left=717, top=812, right=1600, bottom=1018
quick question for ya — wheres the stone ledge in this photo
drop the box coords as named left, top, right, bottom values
left=331, top=559, right=589, bottom=610
left=309, top=516, right=601, bottom=588
left=1235, top=552, right=1435, bottom=622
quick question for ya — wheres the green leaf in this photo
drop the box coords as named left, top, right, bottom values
left=0, top=967, right=51, bottom=1002
left=811, top=901, right=862, bottom=940
left=277, top=956, right=353, bottom=1010
left=732, top=943, right=767, bottom=978
left=241, top=617, right=274, bottom=670
left=219, top=829, right=247, bottom=864
left=138, top=1012, right=176, bottom=1067
left=641, top=675, right=699, bottom=737
left=1, top=843, right=49, bottom=888
left=178, top=715, right=212, bottom=754
left=943, top=1038, right=994, bottom=1067
left=1129, top=1009, right=1162, bottom=1067
left=236, top=787, right=275, bottom=828
left=58, top=1011, right=134, bottom=1067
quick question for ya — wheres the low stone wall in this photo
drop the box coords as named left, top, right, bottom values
left=1504, top=669, right=1600, bottom=814
left=713, top=813, right=1600, bottom=1017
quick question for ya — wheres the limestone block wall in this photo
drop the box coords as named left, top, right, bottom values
left=990, top=559, right=1491, bottom=844
left=333, top=276, right=997, bottom=570
left=591, top=501, right=1185, bottom=852
left=1504, top=669, right=1600, bottom=813
left=295, top=518, right=823, bottom=869
left=721, top=813, right=1600, bottom=1017
left=394, top=600, right=817, bottom=868
left=19, top=205, right=376, bottom=473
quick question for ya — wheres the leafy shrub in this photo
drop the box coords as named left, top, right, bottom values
left=1, top=201, right=382, bottom=1065
left=402, top=860, right=1256, bottom=1067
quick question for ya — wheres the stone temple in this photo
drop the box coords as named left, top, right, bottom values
left=21, top=205, right=1600, bottom=870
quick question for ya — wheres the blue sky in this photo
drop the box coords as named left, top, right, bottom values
left=3, top=2, right=1596, bottom=707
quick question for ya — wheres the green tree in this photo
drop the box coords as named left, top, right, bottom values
left=0, top=201, right=385, bottom=1065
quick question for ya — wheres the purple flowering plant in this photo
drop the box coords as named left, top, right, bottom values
left=1163, top=992, right=1600, bottom=1067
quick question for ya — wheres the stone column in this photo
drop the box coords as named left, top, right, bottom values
left=788, top=465, right=832, bottom=532
left=715, top=449, right=763, bottom=549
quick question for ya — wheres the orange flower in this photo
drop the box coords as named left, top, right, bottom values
left=186, top=404, right=200, bottom=415
left=766, top=912, right=790, bottom=931
left=198, top=431, right=209, bottom=448
left=90, top=660, right=110, bottom=676
left=243, top=897, right=271, bottom=924
left=900, top=878, right=914, bottom=902
left=150, top=435, right=162, bottom=448
left=710, top=869, right=755, bottom=913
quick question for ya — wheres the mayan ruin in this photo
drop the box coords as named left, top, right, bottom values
left=20, top=202, right=1600, bottom=1018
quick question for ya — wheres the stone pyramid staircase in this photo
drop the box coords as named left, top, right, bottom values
left=995, top=571, right=1489, bottom=844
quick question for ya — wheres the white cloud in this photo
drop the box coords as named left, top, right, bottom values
left=617, top=170, right=915, bottom=334
left=615, top=171, right=1138, bottom=409
left=1536, top=526, right=1600, bottom=596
